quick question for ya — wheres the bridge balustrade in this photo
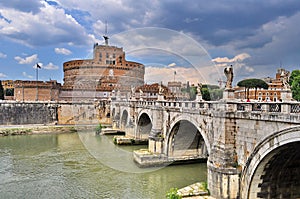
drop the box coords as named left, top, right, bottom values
left=252, top=103, right=262, bottom=111
left=268, top=103, right=281, bottom=112
left=291, top=103, right=300, bottom=113
left=112, top=99, right=300, bottom=115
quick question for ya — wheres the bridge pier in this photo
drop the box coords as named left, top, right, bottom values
left=149, top=129, right=164, bottom=154
left=207, top=113, right=241, bottom=199
left=207, top=161, right=240, bottom=199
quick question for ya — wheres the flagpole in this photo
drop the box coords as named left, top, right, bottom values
left=35, top=63, right=41, bottom=101
left=36, top=65, right=38, bottom=101
left=174, top=71, right=176, bottom=82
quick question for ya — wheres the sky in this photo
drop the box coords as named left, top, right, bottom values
left=0, top=0, right=300, bottom=87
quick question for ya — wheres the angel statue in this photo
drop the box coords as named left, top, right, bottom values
left=158, top=83, right=164, bottom=95
left=224, top=65, right=233, bottom=89
left=197, top=83, right=202, bottom=95
left=131, top=86, right=135, bottom=98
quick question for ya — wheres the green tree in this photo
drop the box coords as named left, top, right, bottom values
left=289, top=70, right=300, bottom=101
left=289, top=70, right=300, bottom=85
left=237, top=78, right=268, bottom=99
left=0, top=80, right=4, bottom=100
left=5, top=88, right=14, bottom=96
left=201, top=87, right=211, bottom=101
left=189, top=86, right=197, bottom=100
left=201, top=85, right=223, bottom=101
left=181, top=85, right=196, bottom=100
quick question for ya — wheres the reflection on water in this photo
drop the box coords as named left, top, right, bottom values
left=0, top=132, right=207, bottom=199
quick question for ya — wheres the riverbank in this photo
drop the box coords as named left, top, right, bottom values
left=0, top=124, right=96, bottom=136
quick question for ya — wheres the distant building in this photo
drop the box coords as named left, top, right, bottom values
left=14, top=80, right=61, bottom=101
left=135, top=83, right=170, bottom=101
left=167, top=81, right=189, bottom=100
left=59, top=40, right=144, bottom=101
left=234, top=68, right=291, bottom=102
left=1, top=80, right=14, bottom=90
left=1, top=80, right=14, bottom=100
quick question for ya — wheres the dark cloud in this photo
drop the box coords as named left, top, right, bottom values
left=149, top=0, right=300, bottom=46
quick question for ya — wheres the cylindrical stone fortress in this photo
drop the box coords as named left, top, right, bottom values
left=60, top=43, right=144, bottom=100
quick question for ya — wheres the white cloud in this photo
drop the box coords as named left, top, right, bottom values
left=0, top=52, right=7, bottom=58
left=184, top=17, right=200, bottom=23
left=43, top=62, right=59, bottom=70
left=32, top=62, right=59, bottom=70
left=168, top=62, right=176, bottom=67
left=212, top=53, right=250, bottom=63
left=0, top=73, right=7, bottom=78
left=15, top=54, right=38, bottom=64
left=55, top=47, right=72, bottom=55
left=211, top=53, right=254, bottom=81
left=0, top=1, right=93, bottom=46
left=145, top=64, right=222, bottom=85
left=22, top=72, right=33, bottom=79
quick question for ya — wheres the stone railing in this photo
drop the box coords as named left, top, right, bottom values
left=112, top=99, right=300, bottom=115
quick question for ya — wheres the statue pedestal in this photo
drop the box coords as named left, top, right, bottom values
left=157, top=94, right=164, bottom=101
left=281, top=90, right=293, bottom=102
left=223, top=89, right=235, bottom=100
left=195, top=94, right=203, bottom=102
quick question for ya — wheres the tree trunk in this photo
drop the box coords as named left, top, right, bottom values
left=247, top=88, right=250, bottom=99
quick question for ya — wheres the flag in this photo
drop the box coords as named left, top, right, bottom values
left=36, top=63, right=41, bottom=69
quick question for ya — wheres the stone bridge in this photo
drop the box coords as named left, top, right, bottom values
left=110, top=99, right=300, bottom=199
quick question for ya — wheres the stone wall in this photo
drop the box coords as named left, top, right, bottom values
left=14, top=80, right=61, bottom=102
left=0, top=101, right=57, bottom=125
left=0, top=101, right=111, bottom=126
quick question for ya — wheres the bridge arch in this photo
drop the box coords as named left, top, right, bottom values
left=120, top=109, right=129, bottom=129
left=241, top=126, right=300, bottom=199
left=167, top=114, right=211, bottom=155
left=111, top=107, right=116, bottom=118
left=166, top=116, right=209, bottom=159
left=136, top=111, right=153, bottom=139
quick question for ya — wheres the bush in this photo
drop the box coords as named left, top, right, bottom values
left=95, top=123, right=103, bottom=134
left=166, top=188, right=182, bottom=199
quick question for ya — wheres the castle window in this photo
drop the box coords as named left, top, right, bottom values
left=113, top=53, right=116, bottom=58
left=99, top=53, right=102, bottom=58
left=106, top=53, right=109, bottom=58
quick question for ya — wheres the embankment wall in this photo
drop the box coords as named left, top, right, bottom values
left=0, top=101, right=110, bottom=125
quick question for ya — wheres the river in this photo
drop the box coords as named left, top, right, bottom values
left=0, top=131, right=207, bottom=199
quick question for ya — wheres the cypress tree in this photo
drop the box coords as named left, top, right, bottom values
left=0, top=80, right=4, bottom=100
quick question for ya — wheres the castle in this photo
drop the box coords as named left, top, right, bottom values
left=13, top=37, right=145, bottom=102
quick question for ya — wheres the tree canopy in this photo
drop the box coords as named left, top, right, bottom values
left=237, top=78, right=269, bottom=89
left=201, top=85, right=223, bottom=101
left=289, top=70, right=300, bottom=101
left=237, top=78, right=269, bottom=99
